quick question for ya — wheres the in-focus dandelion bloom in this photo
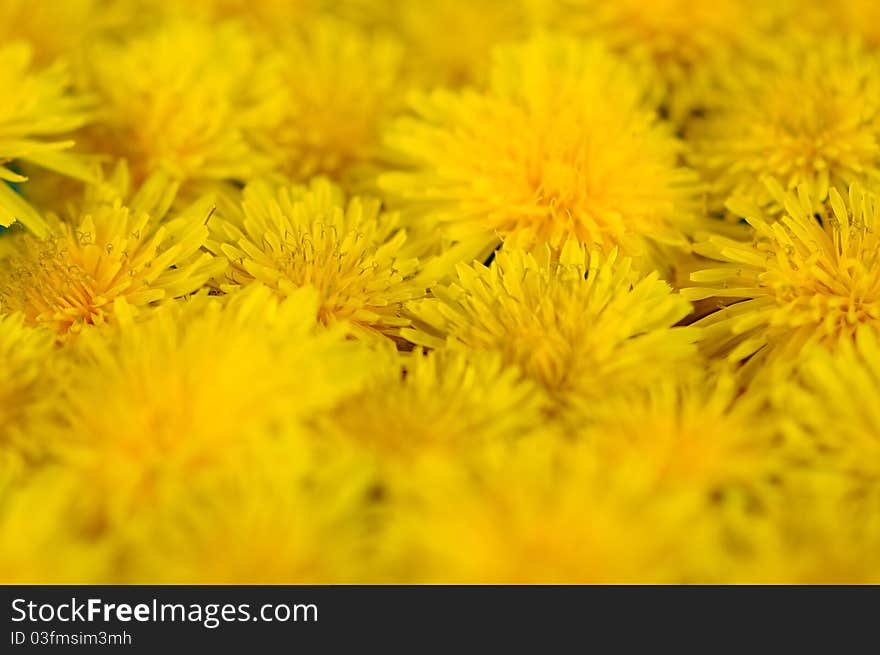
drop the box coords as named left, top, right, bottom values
left=380, top=34, right=698, bottom=272
left=208, top=178, right=422, bottom=341
left=0, top=313, right=56, bottom=476
left=83, top=20, right=265, bottom=186
left=405, top=241, right=699, bottom=420
left=321, top=349, right=545, bottom=461
left=250, top=18, right=407, bottom=189
left=0, top=174, right=223, bottom=334
left=688, top=35, right=880, bottom=214
left=684, top=182, right=880, bottom=369
left=0, top=42, right=94, bottom=236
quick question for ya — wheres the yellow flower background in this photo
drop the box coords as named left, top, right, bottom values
left=1, top=0, right=879, bottom=583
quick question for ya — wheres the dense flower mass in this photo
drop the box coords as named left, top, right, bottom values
left=2, top=0, right=880, bottom=584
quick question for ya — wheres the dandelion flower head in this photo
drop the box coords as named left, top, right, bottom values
left=209, top=177, right=422, bottom=341
left=0, top=172, right=223, bottom=334
left=405, top=241, right=699, bottom=420
left=380, top=33, right=698, bottom=272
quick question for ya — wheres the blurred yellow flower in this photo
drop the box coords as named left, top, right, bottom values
left=127, top=436, right=381, bottom=583
left=83, top=20, right=266, bottom=187
left=385, top=0, right=546, bottom=87
left=688, top=35, right=880, bottom=214
left=0, top=313, right=57, bottom=477
left=51, top=286, right=375, bottom=528
left=386, top=433, right=716, bottom=583
left=251, top=18, right=408, bottom=189
left=778, top=327, right=880, bottom=493
left=553, top=0, right=791, bottom=119
left=321, top=348, right=546, bottom=461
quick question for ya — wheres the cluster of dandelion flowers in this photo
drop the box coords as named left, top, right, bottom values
left=5, top=2, right=880, bottom=586
left=0, top=173, right=223, bottom=334
left=684, top=182, right=880, bottom=370
left=405, top=241, right=700, bottom=421
left=380, top=34, right=699, bottom=273
left=208, top=177, right=423, bottom=342
left=687, top=35, right=880, bottom=215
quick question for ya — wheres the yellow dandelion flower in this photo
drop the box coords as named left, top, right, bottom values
left=52, top=286, right=375, bottom=526
left=0, top=41, right=95, bottom=236
left=0, top=174, right=223, bottom=334
left=585, top=367, right=781, bottom=500
left=777, top=327, right=880, bottom=492
left=320, top=348, right=546, bottom=461
left=379, top=34, right=698, bottom=270
left=208, top=177, right=422, bottom=341
left=684, top=182, right=880, bottom=369
left=127, top=436, right=380, bottom=583
left=250, top=18, right=407, bottom=189
left=0, top=313, right=57, bottom=477
left=404, top=241, right=699, bottom=420
left=82, top=20, right=265, bottom=186
left=687, top=35, right=880, bottom=214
